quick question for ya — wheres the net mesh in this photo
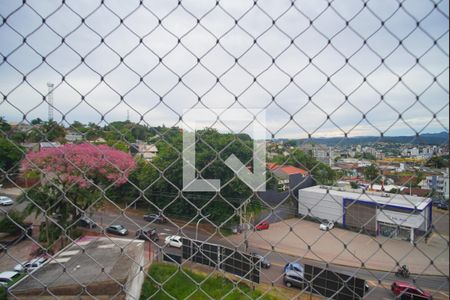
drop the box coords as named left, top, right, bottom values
left=0, top=0, right=448, bottom=299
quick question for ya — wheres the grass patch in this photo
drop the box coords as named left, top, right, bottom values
left=140, top=263, right=280, bottom=300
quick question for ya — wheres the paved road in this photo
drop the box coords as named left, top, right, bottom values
left=92, top=211, right=449, bottom=300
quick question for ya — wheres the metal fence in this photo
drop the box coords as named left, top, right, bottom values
left=0, top=0, right=448, bottom=299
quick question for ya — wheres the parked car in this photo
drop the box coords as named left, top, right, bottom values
left=0, top=271, right=20, bottom=287
left=319, top=220, right=334, bottom=231
left=77, top=216, right=97, bottom=229
left=284, top=262, right=304, bottom=278
left=284, top=270, right=306, bottom=289
left=143, top=214, right=167, bottom=224
left=432, top=199, right=448, bottom=210
left=136, top=228, right=159, bottom=242
left=255, top=221, right=269, bottom=231
left=250, top=253, right=271, bottom=268
left=391, top=281, right=432, bottom=299
left=0, top=196, right=13, bottom=206
left=14, top=256, right=47, bottom=273
left=164, top=235, right=182, bottom=248
left=105, top=224, right=128, bottom=236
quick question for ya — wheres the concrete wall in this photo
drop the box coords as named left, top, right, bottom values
left=125, top=241, right=145, bottom=300
left=298, top=190, right=344, bottom=223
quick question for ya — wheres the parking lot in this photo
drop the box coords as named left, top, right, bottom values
left=229, top=218, right=449, bottom=277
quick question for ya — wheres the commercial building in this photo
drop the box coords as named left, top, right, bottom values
left=298, top=186, right=432, bottom=242
left=9, top=236, right=145, bottom=300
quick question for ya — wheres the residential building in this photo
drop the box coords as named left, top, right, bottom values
left=9, top=121, right=32, bottom=132
left=401, top=147, right=420, bottom=157
left=299, top=143, right=336, bottom=166
left=130, top=141, right=158, bottom=161
left=419, top=169, right=449, bottom=199
left=39, top=142, right=61, bottom=150
left=267, top=163, right=310, bottom=192
left=65, top=131, right=83, bottom=142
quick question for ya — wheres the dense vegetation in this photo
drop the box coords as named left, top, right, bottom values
left=3, top=117, right=334, bottom=227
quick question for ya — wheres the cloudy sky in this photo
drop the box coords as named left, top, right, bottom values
left=0, top=0, right=448, bottom=139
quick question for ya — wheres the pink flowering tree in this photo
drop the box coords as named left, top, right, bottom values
left=20, top=143, right=136, bottom=244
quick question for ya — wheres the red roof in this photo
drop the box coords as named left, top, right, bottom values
left=280, top=166, right=308, bottom=175
left=267, top=163, right=308, bottom=175
left=267, top=163, right=279, bottom=170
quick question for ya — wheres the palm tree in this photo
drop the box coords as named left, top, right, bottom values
left=18, top=185, right=60, bottom=246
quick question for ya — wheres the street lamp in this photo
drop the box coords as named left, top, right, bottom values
left=195, top=214, right=211, bottom=241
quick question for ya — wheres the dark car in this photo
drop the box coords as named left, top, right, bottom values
left=250, top=253, right=271, bottom=268
left=77, top=217, right=97, bottom=229
left=432, top=198, right=448, bottom=209
left=391, top=281, right=432, bottom=300
left=106, top=224, right=128, bottom=236
left=435, top=201, right=448, bottom=210
left=143, top=214, right=167, bottom=224
left=136, top=228, right=159, bottom=242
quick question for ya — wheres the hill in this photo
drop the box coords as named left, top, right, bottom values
left=275, top=131, right=449, bottom=146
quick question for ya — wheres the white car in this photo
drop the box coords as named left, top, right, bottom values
left=319, top=221, right=334, bottom=231
left=14, top=257, right=47, bottom=273
left=164, top=235, right=182, bottom=248
left=0, top=271, right=20, bottom=286
left=0, top=196, right=13, bottom=206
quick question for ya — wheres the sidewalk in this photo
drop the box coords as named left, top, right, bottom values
left=229, top=219, right=449, bottom=276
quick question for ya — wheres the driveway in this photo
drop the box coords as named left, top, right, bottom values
left=229, top=218, right=449, bottom=276
left=432, top=208, right=449, bottom=237
left=0, top=240, right=35, bottom=272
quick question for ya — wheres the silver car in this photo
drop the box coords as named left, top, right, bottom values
left=0, top=196, right=13, bottom=206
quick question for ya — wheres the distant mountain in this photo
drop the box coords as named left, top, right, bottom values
left=275, top=131, right=449, bottom=146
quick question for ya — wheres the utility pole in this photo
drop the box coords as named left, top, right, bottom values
left=242, top=199, right=249, bottom=253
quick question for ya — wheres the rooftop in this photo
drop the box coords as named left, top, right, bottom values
left=267, top=163, right=308, bottom=176
left=9, top=236, right=144, bottom=298
left=300, top=185, right=431, bottom=210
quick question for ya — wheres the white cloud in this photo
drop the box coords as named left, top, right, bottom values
left=0, top=0, right=448, bottom=138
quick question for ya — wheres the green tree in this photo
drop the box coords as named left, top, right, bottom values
left=0, top=210, right=25, bottom=235
left=0, top=116, right=11, bottom=132
left=18, top=185, right=57, bottom=245
left=27, top=121, right=65, bottom=142
left=85, top=122, right=103, bottom=140
left=364, top=163, right=380, bottom=187
left=70, top=120, right=86, bottom=133
left=0, top=137, right=24, bottom=173
left=425, top=155, right=449, bottom=169
left=30, top=118, right=43, bottom=125
left=43, top=121, right=66, bottom=141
